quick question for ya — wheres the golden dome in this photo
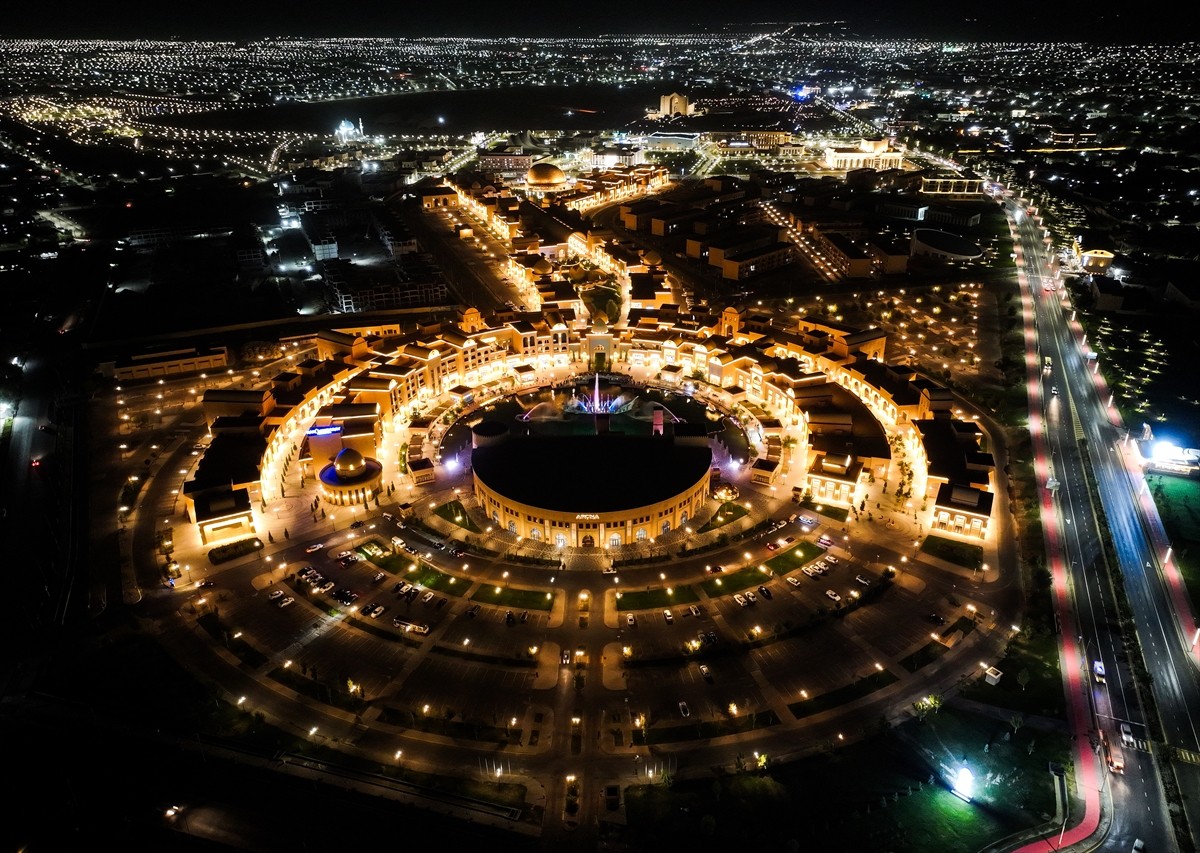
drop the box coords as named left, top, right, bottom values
left=533, top=257, right=554, bottom=276
left=526, top=162, right=567, bottom=186
left=333, top=447, right=366, bottom=475
left=641, top=249, right=662, bottom=266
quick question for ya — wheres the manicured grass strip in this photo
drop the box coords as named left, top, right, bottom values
left=411, top=565, right=467, bottom=597
left=434, top=499, right=481, bottom=533
left=957, top=628, right=1066, bottom=719
left=920, top=534, right=983, bottom=569
left=763, top=540, right=826, bottom=573
left=798, top=497, right=850, bottom=522
left=470, top=584, right=555, bottom=610
left=899, top=641, right=948, bottom=673
left=640, top=710, right=780, bottom=744
left=700, top=565, right=772, bottom=596
left=268, top=666, right=366, bottom=713
left=698, top=501, right=749, bottom=532
left=614, top=586, right=699, bottom=611
left=789, top=670, right=899, bottom=718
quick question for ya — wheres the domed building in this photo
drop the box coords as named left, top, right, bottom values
left=525, top=162, right=570, bottom=198
left=318, top=447, right=383, bottom=506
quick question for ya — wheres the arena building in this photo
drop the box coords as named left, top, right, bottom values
left=471, top=429, right=712, bottom=547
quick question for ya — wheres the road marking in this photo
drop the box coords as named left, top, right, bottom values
left=1176, top=748, right=1200, bottom=765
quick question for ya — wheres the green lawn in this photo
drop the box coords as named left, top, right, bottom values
left=920, top=534, right=984, bottom=569
left=433, top=499, right=481, bottom=533
left=1147, top=474, right=1200, bottom=612
left=410, top=565, right=467, bottom=597
left=621, top=705, right=1070, bottom=852
left=763, top=540, right=827, bottom=574
left=700, top=565, right=773, bottom=596
left=641, top=710, right=780, bottom=744
left=790, top=669, right=899, bottom=718
left=898, top=641, right=948, bottom=673
left=957, top=628, right=1066, bottom=719
left=698, top=501, right=749, bottom=533
left=614, top=586, right=699, bottom=611
left=469, top=584, right=555, bottom=610
left=799, top=497, right=850, bottom=523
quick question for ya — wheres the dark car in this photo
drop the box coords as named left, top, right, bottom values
left=350, top=520, right=365, bottom=529
left=197, top=580, right=216, bottom=588
left=927, top=613, right=947, bottom=626
left=505, top=610, right=515, bottom=624
left=520, top=610, right=529, bottom=623
left=757, top=585, right=772, bottom=600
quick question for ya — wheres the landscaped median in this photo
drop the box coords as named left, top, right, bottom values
left=613, top=586, right=699, bottom=611
left=789, top=669, right=899, bottom=718
left=697, top=500, right=749, bottom=532
left=633, top=709, right=781, bottom=745
left=699, top=565, right=773, bottom=596
left=762, top=540, right=827, bottom=574
left=919, top=534, right=984, bottom=569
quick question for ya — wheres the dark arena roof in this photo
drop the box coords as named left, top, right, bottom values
left=472, top=434, right=712, bottom=514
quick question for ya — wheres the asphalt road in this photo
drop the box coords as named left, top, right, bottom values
left=1010, top=195, right=1198, bottom=851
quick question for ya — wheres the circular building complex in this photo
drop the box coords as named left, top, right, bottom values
left=472, top=432, right=712, bottom=548
left=318, top=447, right=384, bottom=506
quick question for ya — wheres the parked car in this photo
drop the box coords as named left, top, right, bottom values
left=825, top=590, right=841, bottom=602
left=520, top=610, right=529, bottom=623
left=802, top=566, right=818, bottom=578
left=350, top=520, right=365, bottom=529
left=319, top=580, right=335, bottom=593
left=699, top=664, right=711, bottom=680
left=798, top=516, right=816, bottom=526
left=371, top=572, right=386, bottom=584
left=663, top=609, right=674, bottom=624
left=277, top=596, right=295, bottom=609
left=744, top=591, right=757, bottom=604
left=1120, top=723, right=1134, bottom=746
left=733, top=593, right=747, bottom=607
left=506, top=610, right=515, bottom=624
left=757, top=585, right=772, bottom=599
left=825, top=555, right=839, bottom=564
left=421, top=591, right=434, bottom=604
left=334, top=550, right=353, bottom=559
left=626, top=613, right=636, bottom=627
left=678, top=701, right=690, bottom=718
left=1093, top=660, right=1106, bottom=683
left=688, top=605, right=701, bottom=617
left=267, top=589, right=284, bottom=601
left=707, top=564, right=724, bottom=574
left=786, top=576, right=801, bottom=587
left=927, top=613, right=947, bottom=626
left=855, top=574, right=871, bottom=586
left=305, top=543, right=324, bottom=553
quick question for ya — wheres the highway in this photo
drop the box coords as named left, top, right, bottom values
left=1007, top=193, right=1200, bottom=851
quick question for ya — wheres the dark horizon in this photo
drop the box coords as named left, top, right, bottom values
left=0, top=4, right=1183, bottom=43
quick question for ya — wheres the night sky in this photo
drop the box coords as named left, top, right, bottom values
left=0, top=0, right=1177, bottom=42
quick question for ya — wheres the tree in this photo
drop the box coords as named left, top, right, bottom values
left=1010, top=712, right=1025, bottom=736
left=1017, top=668, right=1031, bottom=692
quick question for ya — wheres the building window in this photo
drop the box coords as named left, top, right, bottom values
left=661, top=520, right=671, bottom=536
left=636, top=528, right=647, bottom=541
left=609, top=533, right=621, bottom=548
left=508, top=521, right=517, bottom=534
left=555, top=533, right=567, bottom=548
left=530, top=528, right=541, bottom=540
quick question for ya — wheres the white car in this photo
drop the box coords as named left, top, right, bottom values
left=744, top=591, right=757, bottom=604
left=305, top=543, right=324, bottom=553
left=801, top=566, right=818, bottom=578
left=663, top=609, right=674, bottom=624
left=733, top=593, right=747, bottom=607
left=786, top=576, right=801, bottom=587
left=699, top=664, right=711, bottom=679
left=626, top=613, right=636, bottom=627
left=825, top=590, right=841, bottom=602
left=267, top=589, right=284, bottom=601
left=334, top=550, right=353, bottom=560
left=277, top=596, right=295, bottom=609
left=678, top=701, right=690, bottom=718
left=815, top=561, right=828, bottom=572
left=824, top=555, right=839, bottom=564
left=421, top=591, right=434, bottom=604
left=855, top=574, right=871, bottom=586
